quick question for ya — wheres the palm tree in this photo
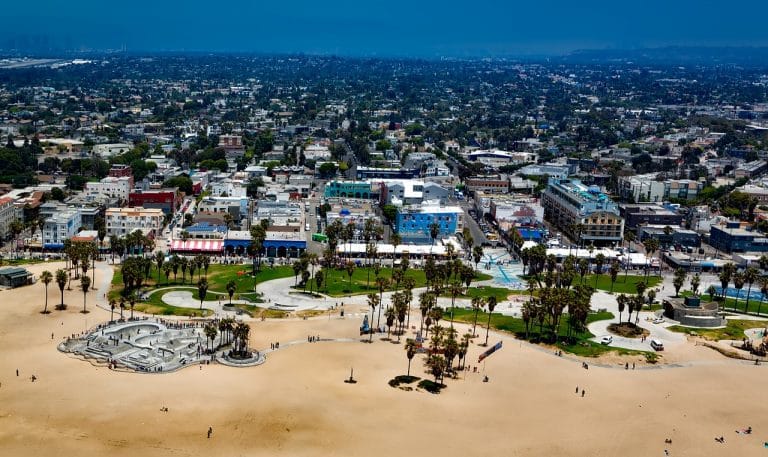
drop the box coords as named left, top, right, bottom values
left=470, top=296, right=484, bottom=337
left=594, top=253, right=606, bottom=288
left=616, top=294, right=627, bottom=324
left=429, top=221, right=440, bottom=253
left=109, top=299, right=116, bottom=321
left=79, top=276, right=91, bottom=314
left=345, top=261, right=356, bottom=291
left=204, top=323, right=218, bottom=353
left=732, top=271, right=745, bottom=312
left=643, top=238, right=659, bottom=279
left=384, top=306, right=396, bottom=340
left=448, top=282, right=463, bottom=329
left=367, top=293, right=379, bottom=342
left=197, top=278, right=209, bottom=310
left=162, top=263, right=171, bottom=285
left=390, top=232, right=401, bottom=268
left=743, top=266, right=759, bottom=313
left=226, top=280, right=237, bottom=305
left=719, top=262, right=735, bottom=306
left=483, top=296, right=497, bottom=346
left=690, top=273, right=701, bottom=296
left=375, top=276, right=389, bottom=328
left=609, top=260, right=620, bottom=293
left=405, top=339, right=417, bottom=377
left=472, top=245, right=484, bottom=272
left=55, top=269, right=67, bottom=310
left=758, top=276, right=768, bottom=316
left=155, top=251, right=165, bottom=284
left=40, top=270, right=53, bottom=314
left=180, top=257, right=188, bottom=284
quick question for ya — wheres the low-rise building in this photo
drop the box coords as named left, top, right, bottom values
left=324, top=180, right=374, bottom=199
left=0, top=197, right=17, bottom=241
left=619, top=203, right=684, bottom=229
left=618, top=174, right=703, bottom=202
left=735, top=160, right=768, bottom=179
left=709, top=222, right=768, bottom=253
left=394, top=204, right=463, bottom=244
left=105, top=207, right=165, bottom=237
left=465, top=175, right=510, bottom=194
left=128, top=188, right=180, bottom=214
left=84, top=176, right=132, bottom=201
left=43, top=209, right=81, bottom=249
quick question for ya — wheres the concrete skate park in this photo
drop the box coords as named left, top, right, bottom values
left=59, top=318, right=265, bottom=373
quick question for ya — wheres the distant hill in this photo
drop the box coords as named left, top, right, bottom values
left=560, top=46, right=768, bottom=66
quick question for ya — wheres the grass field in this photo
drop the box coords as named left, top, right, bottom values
left=667, top=319, right=762, bottom=341
left=109, top=263, right=294, bottom=317
left=446, top=308, right=642, bottom=357
left=440, top=286, right=512, bottom=302
left=313, top=266, right=492, bottom=297
left=679, top=291, right=768, bottom=316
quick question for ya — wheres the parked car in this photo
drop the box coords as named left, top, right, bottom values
left=653, top=317, right=665, bottom=324
left=600, top=335, right=613, bottom=345
left=650, top=339, right=665, bottom=351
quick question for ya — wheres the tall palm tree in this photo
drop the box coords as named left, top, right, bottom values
left=226, top=280, right=237, bottom=305
left=79, top=276, right=91, bottom=314
left=743, top=266, right=759, bottom=313
left=483, top=296, right=497, bottom=346
left=448, top=282, right=463, bottom=329
left=732, top=271, right=745, bottom=312
left=40, top=270, right=53, bottom=314
left=155, top=251, right=165, bottom=284
left=197, top=278, right=209, bottom=310
left=470, top=295, right=485, bottom=337
left=390, top=232, right=401, bottom=268
left=109, top=299, right=116, bottom=321
left=405, top=338, right=417, bottom=377
left=55, top=269, right=68, bottom=310
left=367, top=293, right=379, bottom=342
left=429, top=221, right=440, bottom=253
left=758, top=276, right=768, bottom=316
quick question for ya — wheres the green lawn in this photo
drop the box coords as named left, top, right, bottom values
left=445, top=308, right=641, bottom=357
left=571, top=274, right=661, bottom=294
left=441, top=286, right=512, bottom=302
left=667, top=320, right=761, bottom=341
left=314, top=266, right=492, bottom=297
left=679, top=291, right=768, bottom=316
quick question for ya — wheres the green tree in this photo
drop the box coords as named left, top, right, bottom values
left=673, top=268, right=687, bottom=297
left=197, top=278, right=209, bottom=309
left=40, top=270, right=53, bottom=314
left=79, top=276, right=91, bottom=314
left=55, top=269, right=68, bottom=310
left=226, top=280, right=237, bottom=305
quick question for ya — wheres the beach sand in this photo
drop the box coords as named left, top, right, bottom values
left=0, top=262, right=766, bottom=456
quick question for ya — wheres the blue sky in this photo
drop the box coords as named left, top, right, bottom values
left=4, top=0, right=768, bottom=55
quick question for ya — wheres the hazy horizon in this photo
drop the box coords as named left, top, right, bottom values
left=4, top=0, right=768, bottom=57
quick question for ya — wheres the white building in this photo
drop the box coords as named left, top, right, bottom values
left=92, top=143, right=131, bottom=158
left=303, top=144, right=332, bottom=161
left=618, top=173, right=704, bottom=202
left=105, top=207, right=165, bottom=237
left=0, top=197, right=17, bottom=241
left=43, top=209, right=81, bottom=249
left=84, top=176, right=132, bottom=201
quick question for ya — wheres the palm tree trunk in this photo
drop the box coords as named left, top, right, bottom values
left=43, top=285, right=49, bottom=313
left=472, top=307, right=479, bottom=337
left=745, top=285, right=752, bottom=313
left=484, top=312, right=492, bottom=346
left=407, top=358, right=411, bottom=377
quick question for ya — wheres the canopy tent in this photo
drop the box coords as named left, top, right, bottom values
left=170, top=240, right=224, bottom=252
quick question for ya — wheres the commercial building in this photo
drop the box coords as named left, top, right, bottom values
left=637, top=225, right=700, bottom=248
left=394, top=204, right=463, bottom=244
left=105, top=207, right=165, bottom=237
left=518, top=164, right=573, bottom=180
left=43, top=209, right=81, bottom=249
left=324, top=180, right=374, bottom=199
left=108, top=164, right=134, bottom=188
left=618, top=203, right=684, bottom=229
left=542, top=178, right=624, bottom=246
left=618, top=174, right=704, bottom=202
left=355, top=167, right=419, bottom=180
left=128, top=188, right=180, bottom=214
left=734, top=160, right=768, bottom=179
left=0, top=197, right=17, bottom=241
left=740, top=184, right=768, bottom=203
left=709, top=222, right=768, bottom=253
left=464, top=175, right=510, bottom=194
left=467, top=149, right=537, bottom=168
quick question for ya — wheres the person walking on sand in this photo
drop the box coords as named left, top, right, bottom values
left=581, top=389, right=585, bottom=397
left=575, top=385, right=579, bottom=393
left=207, top=427, right=213, bottom=438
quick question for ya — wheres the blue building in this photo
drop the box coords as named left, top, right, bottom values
left=709, top=223, right=768, bottom=253
left=394, top=205, right=463, bottom=244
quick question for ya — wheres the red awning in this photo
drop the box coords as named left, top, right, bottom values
left=171, top=240, right=224, bottom=252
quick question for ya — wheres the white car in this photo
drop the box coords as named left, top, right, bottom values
left=653, top=318, right=665, bottom=324
left=600, top=335, right=613, bottom=345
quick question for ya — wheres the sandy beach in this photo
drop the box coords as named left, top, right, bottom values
left=1, top=261, right=766, bottom=456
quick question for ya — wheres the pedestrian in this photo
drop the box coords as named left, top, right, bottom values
left=207, top=427, right=213, bottom=439
left=16, top=369, right=18, bottom=377
left=632, top=362, right=635, bottom=369
left=581, top=389, right=585, bottom=397
left=575, top=385, right=579, bottom=393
